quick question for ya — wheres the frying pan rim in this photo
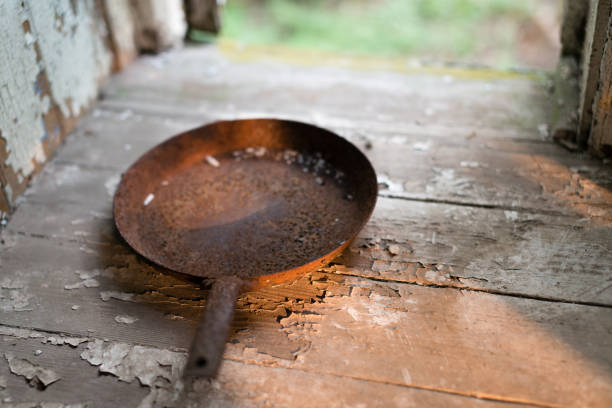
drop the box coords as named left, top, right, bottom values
left=113, top=117, right=378, bottom=283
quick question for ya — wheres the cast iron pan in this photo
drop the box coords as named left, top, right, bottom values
left=113, top=118, right=377, bottom=378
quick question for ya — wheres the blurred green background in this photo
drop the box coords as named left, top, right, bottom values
left=208, top=0, right=562, bottom=70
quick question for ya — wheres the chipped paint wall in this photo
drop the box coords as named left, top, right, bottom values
left=0, top=0, right=112, bottom=215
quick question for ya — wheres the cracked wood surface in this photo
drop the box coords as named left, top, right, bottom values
left=1, top=45, right=611, bottom=407
left=7, top=161, right=612, bottom=305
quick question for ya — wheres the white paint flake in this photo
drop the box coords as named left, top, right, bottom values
left=537, top=123, right=549, bottom=138
left=64, top=269, right=100, bottom=290
left=44, top=336, right=88, bottom=347
left=81, top=340, right=186, bottom=407
left=387, top=244, right=402, bottom=255
left=5, top=352, right=61, bottom=387
left=504, top=211, right=519, bottom=222
left=117, top=109, right=133, bottom=121
left=377, top=174, right=405, bottom=193
left=64, top=279, right=99, bottom=290
left=100, top=291, right=135, bottom=302
left=0, top=278, right=32, bottom=312
left=346, top=306, right=361, bottom=321
left=115, top=315, right=138, bottom=324
left=412, top=141, right=431, bottom=151
left=205, top=155, right=220, bottom=167
left=401, top=367, right=413, bottom=384
left=143, top=193, right=155, bottom=206
left=105, top=174, right=121, bottom=197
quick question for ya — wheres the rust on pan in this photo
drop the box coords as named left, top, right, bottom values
left=113, top=119, right=378, bottom=377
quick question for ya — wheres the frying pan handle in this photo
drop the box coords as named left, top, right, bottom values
left=184, top=276, right=243, bottom=378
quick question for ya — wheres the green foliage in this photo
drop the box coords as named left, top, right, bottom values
left=220, top=0, right=535, bottom=67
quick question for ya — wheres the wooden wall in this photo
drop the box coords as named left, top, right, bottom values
left=0, top=0, right=187, bottom=217
left=587, top=3, right=612, bottom=155
left=555, top=0, right=612, bottom=157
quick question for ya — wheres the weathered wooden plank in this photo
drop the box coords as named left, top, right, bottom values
left=589, top=9, right=612, bottom=156
left=8, top=144, right=612, bottom=306
left=577, top=0, right=612, bottom=146
left=51, top=111, right=612, bottom=220
left=0, top=333, right=147, bottom=407
left=2, top=38, right=610, bottom=408
left=9, top=192, right=612, bottom=306
left=0, top=234, right=611, bottom=407
left=0, top=327, right=520, bottom=408
left=560, top=0, right=589, bottom=59
left=97, top=46, right=552, bottom=142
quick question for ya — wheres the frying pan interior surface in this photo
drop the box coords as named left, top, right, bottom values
left=113, top=119, right=378, bottom=377
left=114, top=119, right=377, bottom=282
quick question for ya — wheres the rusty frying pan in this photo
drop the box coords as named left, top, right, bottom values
left=113, top=118, right=377, bottom=378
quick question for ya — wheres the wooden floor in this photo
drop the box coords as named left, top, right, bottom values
left=1, top=44, right=611, bottom=408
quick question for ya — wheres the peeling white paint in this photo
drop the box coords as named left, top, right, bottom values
left=412, top=141, right=431, bottom=151
left=44, top=336, right=88, bottom=347
left=366, top=302, right=402, bottom=327
left=100, top=291, right=135, bottom=302
left=4, top=185, right=13, bottom=205
left=205, top=155, right=220, bottom=167
left=460, top=161, right=481, bottom=168
left=387, top=244, right=402, bottom=255
left=143, top=193, right=155, bottom=206
left=64, top=279, right=99, bottom=290
left=504, top=210, right=519, bottom=221
left=426, top=167, right=473, bottom=195
left=64, top=269, right=100, bottom=289
left=0, top=0, right=111, bottom=207
left=114, top=315, right=138, bottom=324
left=5, top=352, right=61, bottom=387
left=27, top=0, right=111, bottom=118
left=377, top=174, right=405, bottom=194
left=81, top=340, right=186, bottom=407
left=346, top=306, right=360, bottom=321
left=0, top=326, right=88, bottom=349
left=53, top=164, right=81, bottom=186
left=0, top=278, right=32, bottom=312
left=0, top=1, right=49, bottom=176
left=104, top=174, right=121, bottom=197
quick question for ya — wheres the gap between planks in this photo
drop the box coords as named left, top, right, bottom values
left=26, top=164, right=572, bottom=219
left=24, top=160, right=582, bottom=219
left=4, top=229, right=612, bottom=310
left=224, top=357, right=569, bottom=408
left=378, top=193, right=568, bottom=218
left=329, top=268, right=612, bottom=309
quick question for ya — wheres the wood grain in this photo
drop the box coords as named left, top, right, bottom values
left=1, top=234, right=611, bottom=407
left=589, top=8, right=612, bottom=156
left=2, top=44, right=611, bottom=408
left=7, top=159, right=612, bottom=305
